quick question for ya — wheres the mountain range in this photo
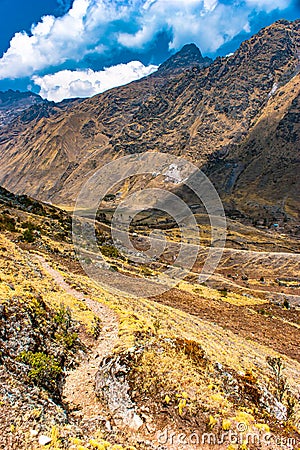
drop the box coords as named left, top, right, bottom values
left=1, top=18, right=300, bottom=449
left=0, top=19, right=299, bottom=229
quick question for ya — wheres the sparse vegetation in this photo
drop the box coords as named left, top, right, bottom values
left=91, top=316, right=102, bottom=339
left=218, top=288, right=228, bottom=297
left=139, top=265, right=152, bottom=276
left=101, top=244, right=121, bottom=259
left=18, top=351, right=62, bottom=390
left=20, top=220, right=37, bottom=231
left=0, top=288, right=81, bottom=403
left=0, top=72, right=300, bottom=446
left=266, top=356, right=299, bottom=421
left=103, top=193, right=116, bottom=202
left=283, top=299, right=290, bottom=309
left=0, top=212, right=16, bottom=231
left=22, top=227, right=35, bottom=242
left=266, top=356, right=288, bottom=402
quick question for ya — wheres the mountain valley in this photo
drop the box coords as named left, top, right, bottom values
left=0, top=18, right=299, bottom=450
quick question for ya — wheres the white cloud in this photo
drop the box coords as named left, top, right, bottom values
left=0, top=0, right=291, bottom=81
left=117, top=0, right=248, bottom=52
left=0, top=0, right=90, bottom=79
left=56, top=0, right=73, bottom=13
left=32, top=61, right=158, bottom=102
left=245, top=0, right=290, bottom=13
left=203, top=0, right=218, bottom=13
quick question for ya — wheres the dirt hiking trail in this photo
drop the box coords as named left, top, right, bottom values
left=35, top=255, right=119, bottom=422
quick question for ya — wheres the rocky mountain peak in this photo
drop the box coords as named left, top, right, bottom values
left=157, top=42, right=212, bottom=75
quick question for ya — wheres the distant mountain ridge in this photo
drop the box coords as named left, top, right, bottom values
left=0, top=19, right=299, bottom=228
left=0, top=89, right=83, bottom=127
left=0, top=90, right=45, bottom=126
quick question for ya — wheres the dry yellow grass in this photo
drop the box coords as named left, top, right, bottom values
left=55, top=260, right=300, bottom=398
left=0, top=235, right=96, bottom=328
left=1, top=229, right=300, bottom=446
left=178, top=280, right=267, bottom=306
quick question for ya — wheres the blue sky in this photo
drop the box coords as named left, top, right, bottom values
left=0, top=0, right=299, bottom=101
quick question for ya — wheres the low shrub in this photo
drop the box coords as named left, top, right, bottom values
left=101, top=244, right=121, bottom=259
left=0, top=213, right=16, bottom=232
left=22, top=228, right=35, bottom=243
left=18, top=351, right=62, bottom=390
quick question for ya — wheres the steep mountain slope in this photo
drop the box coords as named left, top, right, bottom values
left=155, top=42, right=212, bottom=74
left=0, top=90, right=45, bottom=126
left=205, top=73, right=300, bottom=228
left=0, top=185, right=71, bottom=225
left=0, top=20, right=299, bottom=218
left=1, top=19, right=300, bottom=448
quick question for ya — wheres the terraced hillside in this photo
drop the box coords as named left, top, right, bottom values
left=0, top=16, right=300, bottom=450
left=0, top=187, right=299, bottom=449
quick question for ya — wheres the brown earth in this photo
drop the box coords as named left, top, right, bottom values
left=153, top=288, right=300, bottom=363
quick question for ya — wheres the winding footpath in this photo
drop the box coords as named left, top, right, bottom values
left=35, top=255, right=119, bottom=422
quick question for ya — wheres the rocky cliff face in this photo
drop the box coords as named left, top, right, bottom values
left=205, top=74, right=300, bottom=226
left=0, top=20, right=299, bottom=223
left=156, top=43, right=212, bottom=75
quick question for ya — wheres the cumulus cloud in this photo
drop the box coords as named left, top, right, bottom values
left=245, top=0, right=290, bottom=13
left=0, top=0, right=292, bottom=81
left=32, top=61, right=158, bottom=102
left=56, top=0, right=73, bottom=13
left=0, top=1, right=90, bottom=79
